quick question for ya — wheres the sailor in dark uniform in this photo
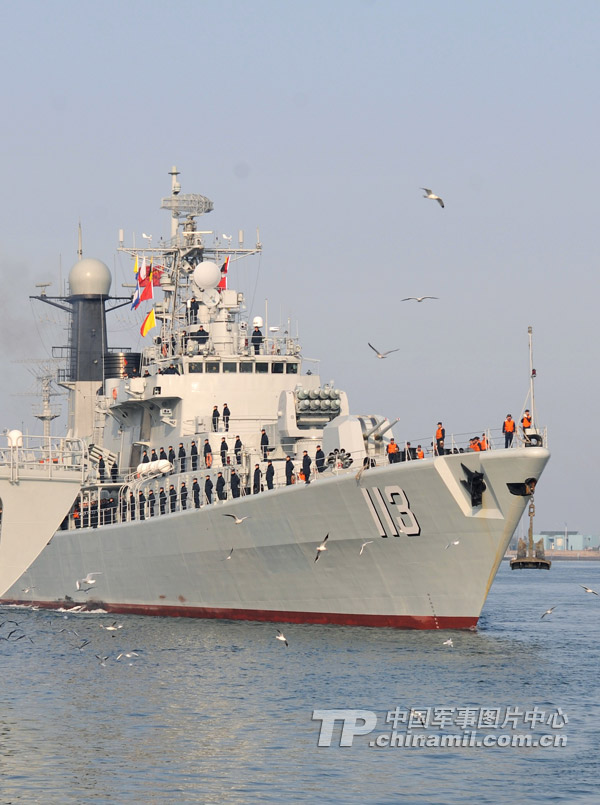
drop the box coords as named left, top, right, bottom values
left=192, top=478, right=201, bottom=508
left=168, top=446, right=176, bottom=464
left=169, top=484, right=177, bottom=512
left=220, top=437, right=228, bottom=466
left=253, top=463, right=262, bottom=494
left=204, top=475, right=213, bottom=505
left=190, top=440, right=198, bottom=471
left=285, top=456, right=294, bottom=486
left=138, top=490, right=146, bottom=520
left=212, top=406, right=220, bottom=432
left=203, top=439, right=212, bottom=467
left=129, top=492, right=136, bottom=521
left=159, top=447, right=167, bottom=461
left=180, top=482, right=188, bottom=511
left=251, top=325, right=263, bottom=355
left=315, top=445, right=325, bottom=473
left=260, top=429, right=269, bottom=460
left=159, top=487, right=166, bottom=515
left=266, top=460, right=274, bottom=490
left=222, top=403, right=231, bottom=432
left=216, top=472, right=226, bottom=500
left=178, top=443, right=186, bottom=472
left=234, top=436, right=243, bottom=465
left=111, top=461, right=118, bottom=482
left=150, top=448, right=158, bottom=462
left=148, top=489, right=155, bottom=517
left=302, top=451, right=311, bottom=485
left=230, top=470, right=240, bottom=498
left=141, top=450, right=150, bottom=464
left=196, top=325, right=209, bottom=345
left=98, top=456, right=106, bottom=482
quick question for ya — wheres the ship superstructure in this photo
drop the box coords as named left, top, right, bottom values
left=0, top=168, right=550, bottom=628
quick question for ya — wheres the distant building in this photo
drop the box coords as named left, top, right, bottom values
left=539, top=531, right=598, bottom=551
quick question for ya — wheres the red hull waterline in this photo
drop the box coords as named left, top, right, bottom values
left=3, top=599, right=479, bottom=630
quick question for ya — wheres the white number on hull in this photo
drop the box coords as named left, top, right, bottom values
left=361, top=485, right=421, bottom=538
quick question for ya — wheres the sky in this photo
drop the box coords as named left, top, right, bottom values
left=0, top=0, right=598, bottom=534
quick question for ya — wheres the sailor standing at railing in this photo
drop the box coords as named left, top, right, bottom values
left=231, top=470, right=241, bottom=498
left=190, top=441, right=198, bottom=471
left=192, top=478, right=201, bottom=508
left=266, top=460, right=274, bottom=490
left=251, top=325, right=263, bottom=354
left=302, top=451, right=311, bottom=485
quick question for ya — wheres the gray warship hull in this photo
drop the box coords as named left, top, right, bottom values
left=2, top=448, right=549, bottom=629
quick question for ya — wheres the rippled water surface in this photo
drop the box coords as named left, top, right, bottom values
left=1, top=560, right=599, bottom=804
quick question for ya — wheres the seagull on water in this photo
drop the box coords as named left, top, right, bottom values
left=223, top=514, right=250, bottom=525
left=275, top=630, right=288, bottom=647
left=96, top=654, right=109, bottom=667
left=100, top=621, right=123, bottom=631
left=21, top=587, right=36, bottom=593
left=541, top=606, right=556, bottom=619
left=443, top=638, right=454, bottom=647
left=368, top=343, right=400, bottom=359
left=421, top=188, right=444, bottom=208
left=401, top=296, right=438, bottom=303
left=359, top=541, right=373, bottom=556
left=445, top=540, right=460, bottom=549
left=116, top=651, right=140, bottom=660
left=579, top=585, right=599, bottom=596
left=314, top=534, right=329, bottom=562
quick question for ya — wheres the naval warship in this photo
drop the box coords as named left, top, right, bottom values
left=0, top=168, right=550, bottom=628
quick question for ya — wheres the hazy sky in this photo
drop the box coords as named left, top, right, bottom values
left=1, top=0, right=598, bottom=534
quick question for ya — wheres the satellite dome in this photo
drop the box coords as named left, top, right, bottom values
left=68, top=258, right=112, bottom=296
left=193, top=261, right=221, bottom=290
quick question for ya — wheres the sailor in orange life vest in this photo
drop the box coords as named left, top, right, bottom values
left=502, top=414, right=516, bottom=448
left=435, top=422, right=445, bottom=455
left=480, top=433, right=487, bottom=451
left=416, top=445, right=424, bottom=459
left=521, top=409, right=532, bottom=441
left=387, top=438, right=399, bottom=464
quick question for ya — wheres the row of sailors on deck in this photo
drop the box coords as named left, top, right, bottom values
left=73, top=451, right=328, bottom=528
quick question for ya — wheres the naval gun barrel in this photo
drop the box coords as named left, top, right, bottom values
left=363, top=418, right=399, bottom=441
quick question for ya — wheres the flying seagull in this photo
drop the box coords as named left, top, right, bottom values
left=445, top=540, right=460, bottom=549
left=142, top=233, right=152, bottom=240
left=541, top=606, right=556, bottom=619
left=222, top=548, right=234, bottom=561
left=223, top=514, right=250, bottom=525
left=401, top=296, right=438, bottom=303
left=116, top=651, right=140, bottom=660
left=421, top=188, right=444, bottom=208
left=275, top=630, right=288, bottom=647
left=579, top=585, right=599, bottom=596
left=368, top=343, right=400, bottom=359
left=359, top=541, right=373, bottom=556
left=314, top=534, right=329, bottom=562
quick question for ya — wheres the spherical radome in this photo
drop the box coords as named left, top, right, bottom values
left=193, top=261, right=221, bottom=290
left=69, top=258, right=112, bottom=296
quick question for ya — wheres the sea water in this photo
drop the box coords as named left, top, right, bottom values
left=1, top=560, right=598, bottom=804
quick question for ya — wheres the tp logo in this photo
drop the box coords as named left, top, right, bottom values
left=312, top=710, right=377, bottom=747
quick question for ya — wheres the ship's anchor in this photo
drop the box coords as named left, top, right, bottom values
left=460, top=463, right=486, bottom=507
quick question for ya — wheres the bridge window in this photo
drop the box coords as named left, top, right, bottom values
left=286, top=363, right=299, bottom=374
left=223, top=362, right=237, bottom=373
left=188, top=362, right=203, bottom=373
left=240, top=363, right=253, bottom=373
left=255, top=363, right=268, bottom=374
left=271, top=363, right=284, bottom=374
left=206, top=362, right=220, bottom=374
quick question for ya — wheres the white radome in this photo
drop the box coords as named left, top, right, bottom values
left=68, top=258, right=112, bottom=296
left=193, top=261, right=221, bottom=290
